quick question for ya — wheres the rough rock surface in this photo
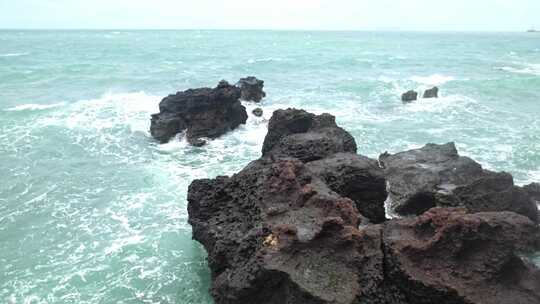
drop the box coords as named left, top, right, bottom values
left=383, top=208, right=540, bottom=304
left=237, top=76, right=266, bottom=102
left=524, top=182, right=540, bottom=205
left=380, top=142, right=539, bottom=222
left=423, top=86, right=439, bottom=98
left=188, top=162, right=540, bottom=303
left=262, top=109, right=357, bottom=162
left=306, top=153, right=387, bottom=224
left=187, top=108, right=540, bottom=304
left=150, top=81, right=248, bottom=144
left=401, top=90, right=418, bottom=102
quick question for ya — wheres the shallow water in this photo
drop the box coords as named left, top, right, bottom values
left=1, top=30, right=539, bottom=303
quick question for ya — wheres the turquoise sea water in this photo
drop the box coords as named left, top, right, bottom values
left=1, top=30, right=539, bottom=303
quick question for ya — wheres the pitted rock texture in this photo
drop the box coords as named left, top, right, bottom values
left=150, top=81, right=247, bottom=144
left=307, top=153, right=387, bottom=224
left=380, top=142, right=539, bottom=222
left=262, top=108, right=357, bottom=162
left=188, top=109, right=540, bottom=304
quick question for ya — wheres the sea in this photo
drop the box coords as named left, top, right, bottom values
left=1, top=30, right=539, bottom=303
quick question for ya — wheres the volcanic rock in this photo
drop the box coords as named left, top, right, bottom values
left=380, top=142, right=539, bottom=222
left=306, top=153, right=387, bottom=224
left=401, top=90, right=418, bottom=102
left=524, top=182, right=540, bottom=205
left=262, top=109, right=357, bottom=162
left=423, top=86, right=439, bottom=98
left=237, top=76, right=266, bottom=102
left=383, top=207, right=540, bottom=304
left=150, top=81, right=248, bottom=144
left=187, top=108, right=540, bottom=304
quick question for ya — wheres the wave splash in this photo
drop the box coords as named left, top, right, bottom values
left=410, top=74, right=456, bottom=86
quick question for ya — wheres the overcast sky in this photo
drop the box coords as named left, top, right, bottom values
left=1, top=0, right=539, bottom=31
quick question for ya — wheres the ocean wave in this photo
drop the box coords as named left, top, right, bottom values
left=403, top=94, right=477, bottom=113
left=410, top=74, right=456, bottom=86
left=495, top=64, right=540, bottom=76
left=248, top=57, right=285, bottom=64
left=4, top=102, right=66, bottom=112
left=0, top=52, right=29, bottom=57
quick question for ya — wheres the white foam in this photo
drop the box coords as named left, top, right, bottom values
left=248, top=57, right=284, bottom=64
left=0, top=52, right=29, bottom=57
left=495, top=64, right=540, bottom=76
left=404, top=94, right=476, bottom=113
left=5, top=102, right=66, bottom=112
left=410, top=74, right=456, bottom=86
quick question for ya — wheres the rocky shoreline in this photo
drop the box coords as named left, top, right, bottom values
left=149, top=79, right=539, bottom=303
left=186, top=108, right=540, bottom=304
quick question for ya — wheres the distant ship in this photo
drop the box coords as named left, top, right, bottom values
left=527, top=28, right=538, bottom=33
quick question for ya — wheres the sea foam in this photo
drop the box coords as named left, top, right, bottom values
left=0, top=52, right=29, bottom=57
left=410, top=74, right=456, bottom=85
left=5, top=102, right=66, bottom=112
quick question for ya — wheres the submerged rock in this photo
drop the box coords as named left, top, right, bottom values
left=401, top=90, right=418, bottom=102
left=379, top=142, right=539, bottom=222
left=252, top=107, right=263, bottom=117
left=187, top=108, right=540, bottom=304
left=237, top=76, right=266, bottom=102
left=150, top=81, right=248, bottom=144
left=423, top=86, right=439, bottom=98
left=262, top=108, right=357, bottom=162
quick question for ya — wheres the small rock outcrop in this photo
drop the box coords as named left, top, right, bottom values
left=262, top=109, right=357, bottom=162
left=150, top=81, right=248, bottom=144
left=401, top=90, right=418, bottom=102
left=379, top=142, right=539, bottom=222
left=423, top=86, right=439, bottom=98
left=252, top=107, right=263, bottom=117
left=237, top=76, right=266, bottom=102
left=187, top=108, right=540, bottom=304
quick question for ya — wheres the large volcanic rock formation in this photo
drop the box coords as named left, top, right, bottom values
left=187, top=108, right=540, bottom=304
left=150, top=81, right=248, bottom=145
left=379, top=142, right=539, bottom=222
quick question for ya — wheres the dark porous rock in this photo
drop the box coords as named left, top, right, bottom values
left=188, top=167, right=540, bottom=304
left=262, top=109, right=357, bottom=162
left=252, top=107, right=263, bottom=117
left=401, top=90, right=418, bottom=102
left=380, top=142, right=539, bottom=222
left=150, top=81, right=248, bottom=144
left=188, top=108, right=540, bottom=304
left=237, top=76, right=266, bottom=102
left=306, top=153, right=388, bottom=224
left=384, top=207, right=540, bottom=304
left=524, top=182, right=540, bottom=204
left=188, top=158, right=376, bottom=304
left=423, top=86, right=439, bottom=98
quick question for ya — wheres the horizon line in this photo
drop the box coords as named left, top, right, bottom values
left=0, top=27, right=533, bottom=33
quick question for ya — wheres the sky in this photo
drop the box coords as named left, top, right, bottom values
left=0, top=0, right=539, bottom=31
